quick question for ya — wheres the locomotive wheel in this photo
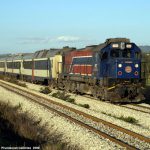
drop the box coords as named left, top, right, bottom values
left=64, top=80, right=70, bottom=92
left=91, top=86, right=99, bottom=99
left=92, top=91, right=99, bottom=99
left=115, top=85, right=128, bottom=98
left=70, top=82, right=76, bottom=93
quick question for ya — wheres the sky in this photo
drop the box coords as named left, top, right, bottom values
left=0, top=0, right=150, bottom=54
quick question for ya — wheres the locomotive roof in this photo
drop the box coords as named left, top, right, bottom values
left=105, top=38, right=130, bottom=44
left=76, top=38, right=131, bottom=52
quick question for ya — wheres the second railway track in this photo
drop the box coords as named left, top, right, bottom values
left=83, top=94, right=150, bottom=115
left=122, top=104, right=150, bottom=115
left=0, top=80, right=150, bottom=150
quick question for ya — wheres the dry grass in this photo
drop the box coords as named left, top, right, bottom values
left=6, top=78, right=27, bottom=87
left=0, top=75, right=27, bottom=87
left=0, top=102, right=49, bottom=144
left=0, top=101, right=79, bottom=150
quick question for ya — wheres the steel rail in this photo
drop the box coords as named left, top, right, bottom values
left=131, top=104, right=150, bottom=110
left=84, top=94, right=150, bottom=115
left=121, top=105, right=150, bottom=115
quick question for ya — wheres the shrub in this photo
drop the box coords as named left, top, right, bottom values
left=52, top=92, right=59, bottom=97
left=101, top=111, right=138, bottom=124
left=78, top=104, right=90, bottom=109
left=51, top=91, right=75, bottom=104
left=4, top=77, right=27, bottom=87
left=17, top=82, right=27, bottom=87
left=40, top=87, right=52, bottom=94
left=66, top=98, right=75, bottom=103
left=119, top=116, right=138, bottom=124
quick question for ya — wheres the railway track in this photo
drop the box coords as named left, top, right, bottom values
left=122, top=104, right=150, bottom=115
left=83, top=94, right=150, bottom=115
left=0, top=80, right=150, bottom=150
left=131, top=104, right=150, bottom=110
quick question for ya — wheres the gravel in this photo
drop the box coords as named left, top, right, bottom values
left=65, top=94, right=150, bottom=135
left=0, top=84, right=124, bottom=150
left=6, top=81, right=150, bottom=137
left=0, top=80, right=150, bottom=149
left=31, top=96, right=150, bottom=150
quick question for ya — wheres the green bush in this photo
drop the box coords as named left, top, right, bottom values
left=51, top=91, right=75, bottom=104
left=119, top=116, right=138, bottom=124
left=78, top=104, right=90, bottom=109
left=66, top=98, right=75, bottom=103
left=51, top=92, right=59, bottom=97
left=52, top=91, right=91, bottom=108
left=101, top=111, right=138, bottom=124
left=40, top=87, right=52, bottom=94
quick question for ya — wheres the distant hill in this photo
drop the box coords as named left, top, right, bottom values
left=139, top=46, right=150, bottom=53
left=0, top=54, right=11, bottom=59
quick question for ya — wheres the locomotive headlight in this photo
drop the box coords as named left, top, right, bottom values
left=112, top=44, right=119, bottom=48
left=135, top=64, right=139, bottom=68
left=118, top=64, right=122, bottom=68
left=126, top=44, right=132, bottom=48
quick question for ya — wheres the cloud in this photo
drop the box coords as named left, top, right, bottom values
left=18, top=37, right=50, bottom=44
left=18, top=36, right=81, bottom=45
left=56, top=36, right=80, bottom=42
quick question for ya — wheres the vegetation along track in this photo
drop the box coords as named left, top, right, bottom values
left=0, top=80, right=150, bottom=150
left=83, top=95, right=150, bottom=115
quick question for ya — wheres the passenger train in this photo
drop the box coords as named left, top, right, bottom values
left=0, top=38, right=145, bottom=103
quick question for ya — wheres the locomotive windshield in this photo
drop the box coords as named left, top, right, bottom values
left=110, top=49, right=119, bottom=58
left=122, top=49, right=131, bottom=58
left=110, top=49, right=131, bottom=58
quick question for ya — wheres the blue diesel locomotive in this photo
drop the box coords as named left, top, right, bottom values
left=59, top=38, right=145, bottom=102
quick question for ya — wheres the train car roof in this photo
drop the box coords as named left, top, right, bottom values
left=33, top=49, right=62, bottom=58
left=13, top=54, right=24, bottom=60
left=23, top=53, right=34, bottom=60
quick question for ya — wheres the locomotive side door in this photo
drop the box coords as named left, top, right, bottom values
left=100, top=51, right=109, bottom=77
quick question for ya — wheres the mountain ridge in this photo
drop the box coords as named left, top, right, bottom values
left=139, top=46, right=150, bottom=52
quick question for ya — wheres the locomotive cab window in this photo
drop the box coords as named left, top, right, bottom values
left=135, top=52, right=141, bottom=59
left=110, top=49, right=120, bottom=58
left=122, top=49, right=131, bottom=58
left=101, top=52, right=108, bottom=60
